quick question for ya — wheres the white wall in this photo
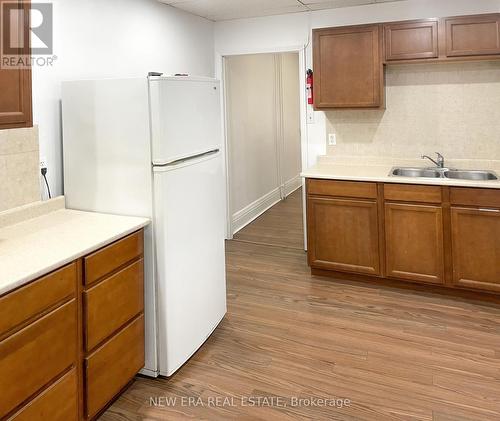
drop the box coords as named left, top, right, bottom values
left=33, top=0, right=215, bottom=197
left=215, top=0, right=500, bottom=168
left=225, top=53, right=279, bottom=219
left=225, top=52, right=302, bottom=234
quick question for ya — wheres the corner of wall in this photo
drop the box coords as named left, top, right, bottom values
left=0, top=126, right=41, bottom=212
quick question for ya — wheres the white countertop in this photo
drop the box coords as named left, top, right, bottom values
left=0, top=198, right=150, bottom=296
left=301, top=157, right=500, bottom=189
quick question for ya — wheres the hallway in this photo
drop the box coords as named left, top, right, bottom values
left=233, top=187, right=304, bottom=250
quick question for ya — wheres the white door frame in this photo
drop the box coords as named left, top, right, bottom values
left=216, top=45, right=308, bottom=240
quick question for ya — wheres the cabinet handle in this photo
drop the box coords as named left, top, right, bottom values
left=479, top=208, right=500, bottom=213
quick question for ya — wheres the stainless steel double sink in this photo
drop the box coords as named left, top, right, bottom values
left=390, top=167, right=499, bottom=181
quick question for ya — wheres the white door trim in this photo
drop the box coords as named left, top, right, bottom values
left=216, top=45, right=308, bottom=240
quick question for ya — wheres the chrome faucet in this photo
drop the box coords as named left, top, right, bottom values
left=421, top=152, right=445, bottom=168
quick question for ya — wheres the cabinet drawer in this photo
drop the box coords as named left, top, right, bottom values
left=384, top=184, right=442, bottom=203
left=84, top=259, right=144, bottom=352
left=0, top=300, right=77, bottom=418
left=8, top=369, right=78, bottom=421
left=84, top=230, right=143, bottom=286
left=0, top=263, right=76, bottom=338
left=307, top=179, right=378, bottom=199
left=85, top=315, right=145, bottom=419
left=450, top=187, right=500, bottom=208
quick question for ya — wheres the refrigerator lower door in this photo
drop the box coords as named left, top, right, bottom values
left=153, top=152, right=227, bottom=376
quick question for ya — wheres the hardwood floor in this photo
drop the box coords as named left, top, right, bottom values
left=100, top=189, right=500, bottom=421
left=233, top=187, right=304, bottom=250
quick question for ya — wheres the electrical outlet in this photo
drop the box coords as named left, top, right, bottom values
left=328, top=134, right=337, bottom=146
left=39, top=157, right=48, bottom=169
left=307, top=107, right=314, bottom=124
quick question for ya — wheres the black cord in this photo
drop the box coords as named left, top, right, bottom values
left=41, top=168, right=52, bottom=199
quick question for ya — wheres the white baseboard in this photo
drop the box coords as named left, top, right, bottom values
left=284, top=175, right=301, bottom=197
left=232, top=187, right=282, bottom=234
left=231, top=175, right=302, bottom=235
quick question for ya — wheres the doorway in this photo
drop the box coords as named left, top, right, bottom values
left=224, top=52, right=302, bottom=238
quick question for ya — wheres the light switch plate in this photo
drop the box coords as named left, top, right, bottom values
left=328, top=134, right=337, bottom=146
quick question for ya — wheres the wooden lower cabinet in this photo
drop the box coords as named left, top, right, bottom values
left=307, top=179, right=500, bottom=296
left=84, top=258, right=145, bottom=352
left=0, top=300, right=77, bottom=417
left=84, top=230, right=144, bottom=286
left=0, top=262, right=76, bottom=340
left=82, top=231, right=145, bottom=419
left=0, top=229, right=145, bottom=421
left=85, top=315, right=145, bottom=419
left=307, top=196, right=380, bottom=276
left=385, top=203, right=445, bottom=284
left=8, top=369, right=79, bottom=421
left=451, top=207, right=500, bottom=292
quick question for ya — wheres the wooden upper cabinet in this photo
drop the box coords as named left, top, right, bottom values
left=384, top=20, right=438, bottom=61
left=313, top=25, right=383, bottom=108
left=451, top=207, right=500, bottom=292
left=0, top=0, right=32, bottom=129
left=445, top=14, right=500, bottom=57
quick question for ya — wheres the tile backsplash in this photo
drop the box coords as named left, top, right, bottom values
left=0, top=127, right=40, bottom=212
left=325, top=61, right=500, bottom=161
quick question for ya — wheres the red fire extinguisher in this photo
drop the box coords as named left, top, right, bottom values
left=306, top=69, right=314, bottom=105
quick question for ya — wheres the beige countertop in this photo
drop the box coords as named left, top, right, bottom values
left=0, top=197, right=150, bottom=296
left=301, top=156, right=500, bottom=189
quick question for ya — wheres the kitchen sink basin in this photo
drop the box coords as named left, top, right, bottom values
left=444, top=170, right=498, bottom=181
left=390, top=167, right=442, bottom=178
left=390, top=167, right=498, bottom=181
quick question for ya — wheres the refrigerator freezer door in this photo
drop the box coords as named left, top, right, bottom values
left=153, top=152, right=227, bottom=376
left=149, top=78, right=222, bottom=165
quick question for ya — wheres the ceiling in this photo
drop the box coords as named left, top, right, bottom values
left=159, top=0, right=408, bottom=21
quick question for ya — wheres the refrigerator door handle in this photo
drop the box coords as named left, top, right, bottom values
left=153, top=149, right=220, bottom=168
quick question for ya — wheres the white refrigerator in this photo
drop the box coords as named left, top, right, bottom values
left=62, top=75, right=227, bottom=377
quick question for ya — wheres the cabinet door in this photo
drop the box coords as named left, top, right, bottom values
left=451, top=207, right=500, bottom=292
left=313, top=25, right=383, bottom=108
left=307, top=197, right=380, bottom=275
left=384, top=20, right=438, bottom=61
left=0, top=0, right=32, bottom=129
left=445, top=14, right=500, bottom=57
left=385, top=203, right=445, bottom=284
